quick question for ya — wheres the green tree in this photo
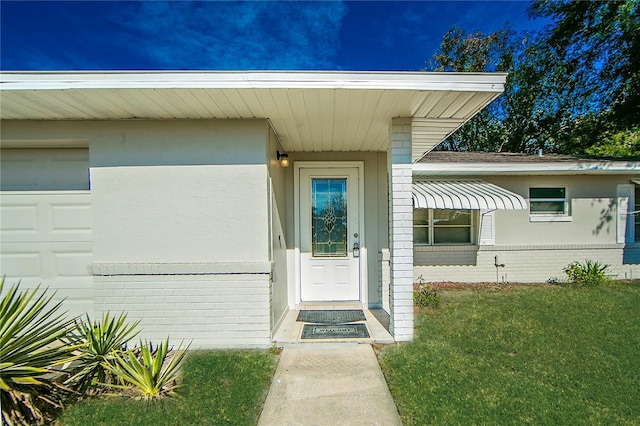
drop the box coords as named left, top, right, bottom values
left=531, top=0, right=639, bottom=125
left=430, top=25, right=513, bottom=73
left=528, top=0, right=640, bottom=155
left=429, top=26, right=514, bottom=152
left=499, top=30, right=563, bottom=153
left=431, top=1, right=640, bottom=156
left=585, top=127, right=640, bottom=157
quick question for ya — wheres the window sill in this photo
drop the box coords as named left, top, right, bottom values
left=414, top=243, right=475, bottom=246
left=529, top=215, right=572, bottom=223
left=414, top=245, right=478, bottom=251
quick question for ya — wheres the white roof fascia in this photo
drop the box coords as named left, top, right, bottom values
left=0, top=71, right=506, bottom=92
left=413, top=161, right=640, bottom=176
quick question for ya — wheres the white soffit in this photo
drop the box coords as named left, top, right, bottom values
left=413, top=180, right=527, bottom=210
left=412, top=118, right=466, bottom=162
left=0, top=71, right=506, bottom=154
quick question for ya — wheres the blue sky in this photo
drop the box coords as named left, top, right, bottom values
left=1, top=1, right=548, bottom=71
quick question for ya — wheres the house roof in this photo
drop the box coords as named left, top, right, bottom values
left=414, top=151, right=640, bottom=175
left=419, top=151, right=587, bottom=163
left=0, top=71, right=505, bottom=160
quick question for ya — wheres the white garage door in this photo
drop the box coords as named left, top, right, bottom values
left=1, top=148, right=90, bottom=191
left=1, top=148, right=93, bottom=317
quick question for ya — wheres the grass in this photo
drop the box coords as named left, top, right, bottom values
left=380, top=282, right=640, bottom=425
left=59, top=350, right=278, bottom=426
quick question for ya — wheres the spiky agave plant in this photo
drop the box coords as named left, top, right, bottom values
left=103, top=338, right=190, bottom=400
left=0, top=278, right=78, bottom=425
left=64, top=312, right=140, bottom=394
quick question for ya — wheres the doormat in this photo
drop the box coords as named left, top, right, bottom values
left=301, top=323, right=370, bottom=339
left=296, top=309, right=366, bottom=324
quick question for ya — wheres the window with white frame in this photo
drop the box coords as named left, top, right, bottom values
left=413, top=209, right=473, bottom=245
left=529, top=187, right=568, bottom=215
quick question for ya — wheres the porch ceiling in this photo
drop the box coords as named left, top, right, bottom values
left=0, top=71, right=506, bottom=157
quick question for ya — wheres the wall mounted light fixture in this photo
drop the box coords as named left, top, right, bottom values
left=277, top=150, right=290, bottom=168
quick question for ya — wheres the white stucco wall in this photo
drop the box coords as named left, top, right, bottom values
left=491, top=175, right=622, bottom=245
left=414, top=174, right=640, bottom=283
left=90, top=164, right=267, bottom=264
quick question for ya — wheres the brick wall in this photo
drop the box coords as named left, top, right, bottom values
left=94, top=273, right=271, bottom=348
left=415, top=244, right=640, bottom=283
left=388, top=119, right=414, bottom=341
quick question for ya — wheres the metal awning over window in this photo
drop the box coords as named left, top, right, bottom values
left=631, top=179, right=640, bottom=185
left=413, top=180, right=527, bottom=210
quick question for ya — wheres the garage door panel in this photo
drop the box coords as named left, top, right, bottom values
left=53, top=250, right=92, bottom=277
left=1, top=159, right=39, bottom=189
left=0, top=204, right=38, bottom=233
left=3, top=275, right=93, bottom=295
left=50, top=158, right=90, bottom=189
left=0, top=251, right=41, bottom=277
left=1, top=192, right=91, bottom=242
left=2, top=244, right=93, bottom=317
left=35, top=281, right=92, bottom=300
left=1, top=148, right=89, bottom=191
left=2, top=242, right=91, bottom=274
left=0, top=276, right=93, bottom=318
left=51, top=204, right=92, bottom=231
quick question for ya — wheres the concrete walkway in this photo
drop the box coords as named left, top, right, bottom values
left=258, top=343, right=402, bottom=426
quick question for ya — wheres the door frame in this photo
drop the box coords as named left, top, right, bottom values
left=294, top=161, right=366, bottom=305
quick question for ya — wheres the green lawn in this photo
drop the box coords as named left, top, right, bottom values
left=380, top=283, right=640, bottom=425
left=60, top=350, right=278, bottom=426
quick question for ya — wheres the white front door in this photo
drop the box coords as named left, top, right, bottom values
left=299, top=167, right=360, bottom=301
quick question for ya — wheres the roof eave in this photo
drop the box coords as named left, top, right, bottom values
left=0, top=71, right=507, bottom=154
left=0, top=70, right=507, bottom=92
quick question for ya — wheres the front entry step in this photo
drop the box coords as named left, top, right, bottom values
left=296, top=309, right=371, bottom=340
left=272, top=307, right=394, bottom=344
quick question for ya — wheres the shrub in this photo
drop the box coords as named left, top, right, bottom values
left=0, top=278, right=78, bottom=425
left=103, top=338, right=190, bottom=400
left=64, top=312, right=140, bottom=394
left=563, top=260, right=613, bottom=287
left=1, top=276, right=191, bottom=426
left=414, top=284, right=441, bottom=308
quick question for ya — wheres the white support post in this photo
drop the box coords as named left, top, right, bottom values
left=388, top=118, right=414, bottom=342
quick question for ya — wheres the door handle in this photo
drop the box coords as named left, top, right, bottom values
left=352, top=242, right=360, bottom=258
